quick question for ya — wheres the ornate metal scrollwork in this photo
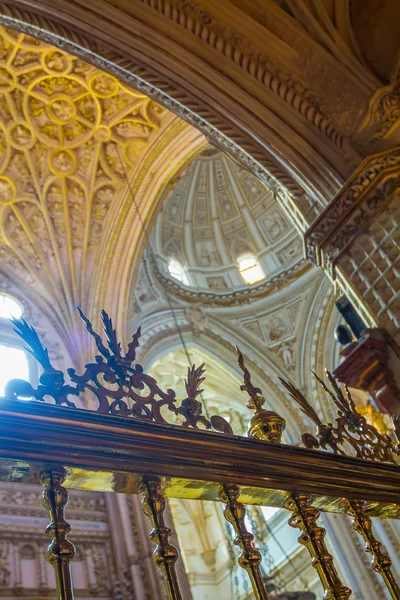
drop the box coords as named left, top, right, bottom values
left=5, top=308, right=233, bottom=435
left=5, top=318, right=78, bottom=407
left=67, top=308, right=178, bottom=422
left=279, top=370, right=398, bottom=464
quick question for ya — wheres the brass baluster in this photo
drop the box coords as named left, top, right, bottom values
left=286, top=494, right=352, bottom=600
left=347, top=499, right=400, bottom=599
left=219, top=484, right=270, bottom=600
left=40, top=467, right=76, bottom=600
left=139, top=476, right=183, bottom=600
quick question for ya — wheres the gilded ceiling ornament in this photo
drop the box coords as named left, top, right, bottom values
left=0, top=26, right=169, bottom=329
left=0, top=0, right=316, bottom=216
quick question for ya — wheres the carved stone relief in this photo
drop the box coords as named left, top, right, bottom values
left=0, top=483, right=116, bottom=597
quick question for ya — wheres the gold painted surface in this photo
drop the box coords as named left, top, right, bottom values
left=0, top=26, right=192, bottom=339
left=0, top=397, right=399, bottom=515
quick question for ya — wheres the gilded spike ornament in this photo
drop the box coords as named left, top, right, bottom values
left=175, top=363, right=233, bottom=433
left=286, top=494, right=352, bottom=600
left=346, top=500, right=400, bottom=599
left=279, top=370, right=398, bottom=464
left=237, top=347, right=286, bottom=443
left=40, top=467, right=76, bottom=600
left=219, top=484, right=270, bottom=600
left=5, top=309, right=232, bottom=434
left=139, top=476, right=182, bottom=600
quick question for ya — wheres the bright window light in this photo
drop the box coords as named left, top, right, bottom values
left=238, top=254, right=265, bottom=284
left=168, top=259, right=188, bottom=284
left=0, top=293, right=23, bottom=319
left=0, top=345, right=29, bottom=396
left=261, top=506, right=280, bottom=521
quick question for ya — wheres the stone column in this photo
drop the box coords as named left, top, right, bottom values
left=37, top=542, right=49, bottom=590
left=12, top=543, right=22, bottom=593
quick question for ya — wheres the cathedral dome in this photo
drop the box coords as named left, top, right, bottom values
left=152, top=147, right=304, bottom=292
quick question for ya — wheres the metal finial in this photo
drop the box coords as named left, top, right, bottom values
left=237, top=347, right=285, bottom=444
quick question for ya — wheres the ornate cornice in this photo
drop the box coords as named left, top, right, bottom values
left=358, top=56, right=400, bottom=146
left=138, top=0, right=344, bottom=150
left=305, top=146, right=400, bottom=272
left=147, top=255, right=312, bottom=307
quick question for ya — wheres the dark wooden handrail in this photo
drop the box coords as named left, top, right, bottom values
left=0, top=397, right=398, bottom=517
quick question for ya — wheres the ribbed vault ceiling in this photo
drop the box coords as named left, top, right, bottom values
left=0, top=25, right=202, bottom=353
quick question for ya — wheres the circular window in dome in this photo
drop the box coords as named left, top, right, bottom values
left=0, top=293, right=23, bottom=319
left=237, top=254, right=265, bottom=285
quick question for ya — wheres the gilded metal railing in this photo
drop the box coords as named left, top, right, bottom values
left=1, top=309, right=400, bottom=600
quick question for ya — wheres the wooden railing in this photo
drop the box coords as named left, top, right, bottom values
left=2, top=309, right=400, bottom=600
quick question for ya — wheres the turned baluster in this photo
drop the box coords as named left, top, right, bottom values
left=139, top=476, right=183, bottom=600
left=40, top=467, right=76, bottom=600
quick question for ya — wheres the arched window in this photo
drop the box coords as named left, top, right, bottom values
left=168, top=258, right=189, bottom=285
left=237, top=254, right=265, bottom=284
left=0, top=293, right=28, bottom=395
left=0, top=293, right=23, bottom=319
left=0, top=345, right=29, bottom=395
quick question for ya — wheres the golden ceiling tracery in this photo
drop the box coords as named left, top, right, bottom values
left=0, top=26, right=181, bottom=334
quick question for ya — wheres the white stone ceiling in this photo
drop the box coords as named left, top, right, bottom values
left=153, top=147, right=304, bottom=292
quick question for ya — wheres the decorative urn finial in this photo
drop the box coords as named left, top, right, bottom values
left=236, top=347, right=286, bottom=444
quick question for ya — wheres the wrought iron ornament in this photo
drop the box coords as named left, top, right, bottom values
left=7, top=318, right=78, bottom=406
left=5, top=308, right=400, bottom=463
left=6, top=308, right=232, bottom=435
left=279, top=370, right=399, bottom=464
